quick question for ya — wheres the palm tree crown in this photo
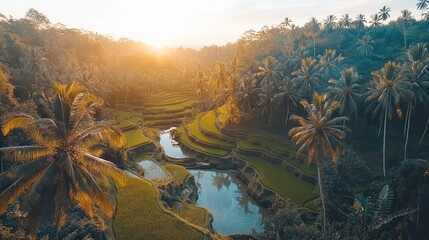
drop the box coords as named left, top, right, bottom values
left=328, top=68, right=363, bottom=119
left=379, top=5, right=391, bottom=22
left=0, top=82, right=125, bottom=237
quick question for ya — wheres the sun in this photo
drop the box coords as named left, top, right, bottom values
left=114, top=2, right=192, bottom=47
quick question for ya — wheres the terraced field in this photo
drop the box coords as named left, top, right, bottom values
left=115, top=89, right=197, bottom=128
left=176, top=108, right=319, bottom=207
left=114, top=176, right=208, bottom=240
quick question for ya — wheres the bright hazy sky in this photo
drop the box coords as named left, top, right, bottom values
left=1, top=0, right=418, bottom=49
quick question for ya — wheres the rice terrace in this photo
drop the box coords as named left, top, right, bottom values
left=1, top=1, right=429, bottom=239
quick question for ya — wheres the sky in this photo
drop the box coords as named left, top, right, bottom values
left=0, top=0, right=418, bottom=49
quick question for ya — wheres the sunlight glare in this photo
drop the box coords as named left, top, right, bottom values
left=115, top=1, right=193, bottom=47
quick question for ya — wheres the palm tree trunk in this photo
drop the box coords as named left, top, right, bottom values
left=403, top=103, right=410, bottom=136
left=419, top=113, right=429, bottom=147
left=317, top=160, right=326, bottom=235
left=313, top=36, right=316, bottom=59
left=383, top=108, right=387, bottom=177
left=404, top=103, right=412, bottom=161
left=285, top=100, right=290, bottom=125
left=404, top=27, right=407, bottom=50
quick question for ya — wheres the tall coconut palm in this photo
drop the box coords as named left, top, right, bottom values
left=20, top=47, right=48, bottom=93
left=402, top=43, right=429, bottom=148
left=292, top=57, right=321, bottom=97
left=257, top=84, right=276, bottom=123
left=305, top=17, right=321, bottom=58
left=369, top=13, right=382, bottom=28
left=398, top=10, right=414, bottom=50
left=282, top=17, right=293, bottom=29
left=339, top=13, right=352, bottom=29
left=289, top=92, right=349, bottom=235
left=317, top=49, right=344, bottom=87
left=417, top=0, right=429, bottom=19
left=274, top=76, right=299, bottom=125
left=256, top=56, right=282, bottom=89
left=357, top=35, right=374, bottom=56
left=323, top=15, right=337, bottom=31
left=327, top=68, right=363, bottom=121
left=0, top=82, right=125, bottom=237
left=403, top=58, right=429, bottom=161
left=379, top=5, right=391, bottom=22
left=236, top=74, right=258, bottom=114
left=354, top=14, right=367, bottom=30
left=366, top=62, right=412, bottom=176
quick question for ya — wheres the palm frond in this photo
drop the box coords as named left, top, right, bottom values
left=79, top=153, right=125, bottom=185
left=0, top=146, right=52, bottom=162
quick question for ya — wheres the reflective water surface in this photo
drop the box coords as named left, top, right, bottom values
left=159, top=127, right=188, bottom=159
left=189, top=170, right=265, bottom=235
left=139, top=160, right=170, bottom=181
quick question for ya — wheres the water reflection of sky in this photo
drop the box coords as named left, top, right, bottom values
left=159, top=128, right=188, bottom=159
left=139, top=160, right=170, bottom=181
left=189, top=170, right=264, bottom=235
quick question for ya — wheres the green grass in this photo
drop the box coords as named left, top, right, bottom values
left=135, top=152, right=152, bottom=161
left=176, top=127, right=229, bottom=156
left=172, top=203, right=208, bottom=228
left=238, top=140, right=316, bottom=176
left=188, top=114, right=234, bottom=148
left=237, top=155, right=318, bottom=206
left=114, top=176, right=206, bottom=240
left=164, top=164, right=191, bottom=184
left=199, top=111, right=238, bottom=142
left=124, top=130, right=151, bottom=148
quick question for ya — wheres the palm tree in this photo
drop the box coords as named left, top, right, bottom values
left=423, top=11, right=429, bottom=21
left=282, top=17, right=293, bottom=29
left=20, top=47, right=48, bottom=93
left=317, top=49, right=344, bottom=87
left=328, top=68, right=363, bottom=120
left=257, top=84, right=276, bottom=123
left=236, top=74, right=258, bottom=114
left=212, top=62, right=230, bottom=106
left=366, top=62, right=412, bottom=176
left=354, top=14, right=367, bottom=30
left=305, top=17, right=321, bottom=58
left=323, top=15, right=337, bottom=31
left=403, top=57, right=429, bottom=161
left=369, top=13, right=382, bottom=28
left=339, top=13, right=352, bottom=29
left=0, top=82, right=125, bottom=237
left=274, top=76, right=299, bottom=125
left=289, top=92, right=348, bottom=235
left=379, top=5, right=391, bottom=22
left=402, top=43, right=429, bottom=148
left=256, top=56, right=282, bottom=89
left=357, top=35, right=374, bottom=56
left=417, top=0, right=429, bottom=19
left=292, top=57, right=321, bottom=97
left=398, top=10, right=414, bottom=50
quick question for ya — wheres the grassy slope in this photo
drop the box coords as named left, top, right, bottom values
left=237, top=155, right=317, bottom=206
left=188, top=114, right=234, bottom=148
left=114, top=176, right=206, bottom=240
left=123, top=130, right=151, bottom=148
left=176, top=127, right=229, bottom=156
left=164, top=164, right=191, bottom=183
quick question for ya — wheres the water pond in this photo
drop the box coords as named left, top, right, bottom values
left=189, top=169, right=265, bottom=235
left=139, top=160, right=170, bottom=182
left=159, top=127, right=188, bottom=159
